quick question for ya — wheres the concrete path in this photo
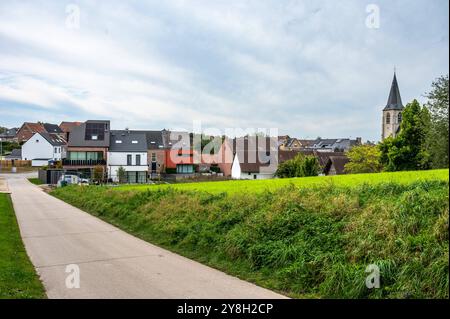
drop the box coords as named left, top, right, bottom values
left=3, top=174, right=286, bottom=299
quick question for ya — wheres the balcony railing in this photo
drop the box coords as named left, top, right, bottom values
left=62, top=159, right=106, bottom=166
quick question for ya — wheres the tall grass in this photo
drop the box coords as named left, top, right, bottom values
left=52, top=179, right=449, bottom=298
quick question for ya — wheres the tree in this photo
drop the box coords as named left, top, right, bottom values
left=276, top=154, right=321, bottom=178
left=379, top=99, right=431, bottom=171
left=424, top=75, right=449, bottom=168
left=117, top=166, right=127, bottom=184
left=92, top=165, right=105, bottom=184
left=344, top=144, right=383, bottom=174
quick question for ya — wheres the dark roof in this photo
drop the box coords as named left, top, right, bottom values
left=43, top=123, right=63, bottom=134
left=232, top=136, right=278, bottom=173
left=68, top=120, right=110, bottom=147
left=384, top=72, right=404, bottom=111
left=0, top=128, right=18, bottom=137
left=323, top=155, right=349, bottom=175
left=5, top=148, right=21, bottom=159
left=133, top=130, right=164, bottom=150
left=39, top=132, right=67, bottom=146
left=109, top=130, right=148, bottom=152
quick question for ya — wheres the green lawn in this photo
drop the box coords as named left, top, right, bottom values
left=52, top=169, right=449, bottom=298
left=0, top=194, right=46, bottom=298
left=116, top=169, right=449, bottom=194
left=27, top=178, right=43, bottom=185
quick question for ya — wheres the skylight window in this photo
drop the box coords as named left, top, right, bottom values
left=115, top=140, right=122, bottom=143
left=132, top=140, right=138, bottom=144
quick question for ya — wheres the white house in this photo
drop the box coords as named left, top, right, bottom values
left=22, top=132, right=67, bottom=166
left=107, top=130, right=148, bottom=183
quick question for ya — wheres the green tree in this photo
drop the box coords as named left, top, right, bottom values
left=379, top=99, right=431, bottom=171
left=117, top=166, right=127, bottom=184
left=92, top=165, right=105, bottom=184
left=424, top=75, right=449, bottom=168
left=276, top=154, right=320, bottom=178
left=344, top=144, right=383, bottom=174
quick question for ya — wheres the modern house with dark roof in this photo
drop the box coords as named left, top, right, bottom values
left=21, top=132, right=67, bottom=166
left=382, top=72, right=404, bottom=140
left=63, top=120, right=110, bottom=175
left=107, top=130, right=149, bottom=183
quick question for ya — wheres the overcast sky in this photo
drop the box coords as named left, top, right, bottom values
left=0, top=0, right=448, bottom=141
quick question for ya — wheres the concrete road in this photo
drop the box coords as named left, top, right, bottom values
left=4, top=174, right=287, bottom=299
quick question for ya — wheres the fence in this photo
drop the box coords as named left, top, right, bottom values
left=0, top=160, right=31, bottom=167
left=38, top=169, right=65, bottom=185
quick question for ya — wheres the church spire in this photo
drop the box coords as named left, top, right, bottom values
left=384, top=71, right=404, bottom=111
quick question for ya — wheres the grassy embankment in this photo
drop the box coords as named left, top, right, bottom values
left=52, top=170, right=449, bottom=298
left=27, top=178, right=43, bottom=185
left=0, top=194, right=46, bottom=298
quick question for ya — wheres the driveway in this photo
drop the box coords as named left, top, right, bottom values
left=4, top=174, right=286, bottom=299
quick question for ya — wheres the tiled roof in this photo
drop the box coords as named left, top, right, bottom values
left=59, top=121, right=82, bottom=133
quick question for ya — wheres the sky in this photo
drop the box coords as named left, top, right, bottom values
left=0, top=0, right=448, bottom=142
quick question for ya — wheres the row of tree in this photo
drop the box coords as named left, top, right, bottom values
left=346, top=75, right=449, bottom=174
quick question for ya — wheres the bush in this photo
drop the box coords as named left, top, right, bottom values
left=276, top=154, right=320, bottom=178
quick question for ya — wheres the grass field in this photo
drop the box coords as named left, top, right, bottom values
left=52, top=170, right=449, bottom=298
left=0, top=194, right=46, bottom=299
left=27, top=178, right=43, bottom=185
left=115, top=169, right=449, bottom=194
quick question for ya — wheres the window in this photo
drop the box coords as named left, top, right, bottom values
left=176, top=164, right=194, bottom=174
left=85, top=122, right=106, bottom=140
left=136, top=154, right=141, bottom=166
left=68, top=151, right=103, bottom=161
left=127, top=154, right=132, bottom=166
left=398, top=112, right=402, bottom=123
left=386, top=113, right=391, bottom=124
left=151, top=153, right=156, bottom=162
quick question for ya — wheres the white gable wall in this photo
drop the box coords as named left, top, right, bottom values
left=231, top=154, right=241, bottom=179
left=22, top=133, right=55, bottom=165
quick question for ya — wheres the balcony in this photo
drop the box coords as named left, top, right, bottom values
left=62, top=159, right=106, bottom=167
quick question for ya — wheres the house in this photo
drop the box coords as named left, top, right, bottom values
left=305, top=137, right=361, bottom=152
left=21, top=132, right=67, bottom=166
left=278, top=136, right=303, bottom=151
left=5, top=149, right=21, bottom=160
left=63, top=120, right=110, bottom=177
left=133, top=130, right=165, bottom=175
left=0, top=127, right=19, bottom=142
left=231, top=136, right=278, bottom=180
left=59, top=121, right=82, bottom=141
left=107, top=130, right=148, bottom=183
left=163, top=130, right=196, bottom=174
left=323, top=155, right=349, bottom=175
left=16, top=122, right=64, bottom=143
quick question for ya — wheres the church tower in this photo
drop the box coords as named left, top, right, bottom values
left=382, top=72, right=404, bottom=140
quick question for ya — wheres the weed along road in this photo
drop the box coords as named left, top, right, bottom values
left=5, top=174, right=286, bottom=299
